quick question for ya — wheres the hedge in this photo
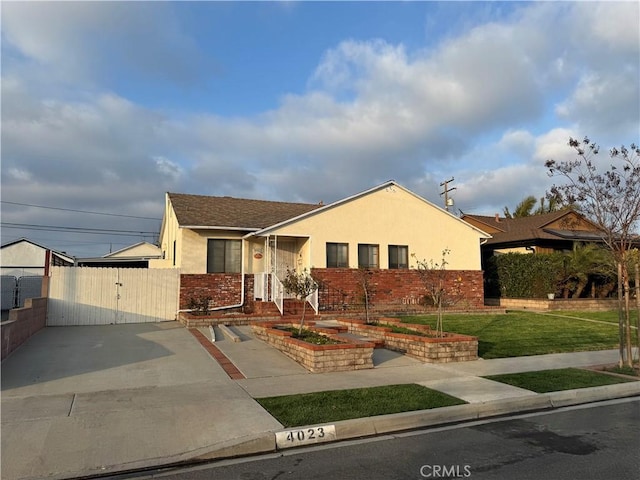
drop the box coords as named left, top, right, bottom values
left=486, top=252, right=564, bottom=298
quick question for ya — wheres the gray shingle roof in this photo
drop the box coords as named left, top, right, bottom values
left=167, top=193, right=323, bottom=229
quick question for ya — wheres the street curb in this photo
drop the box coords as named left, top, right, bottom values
left=177, top=381, right=640, bottom=465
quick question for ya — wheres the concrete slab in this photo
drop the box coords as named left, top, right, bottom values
left=0, top=323, right=282, bottom=480
left=1, top=323, right=224, bottom=397
left=442, top=349, right=621, bottom=376
left=418, top=376, right=537, bottom=403
left=209, top=326, right=309, bottom=379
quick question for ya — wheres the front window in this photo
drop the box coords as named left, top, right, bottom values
left=207, top=239, right=241, bottom=273
left=326, top=242, right=349, bottom=268
left=358, top=244, right=379, bottom=268
left=388, top=245, right=409, bottom=269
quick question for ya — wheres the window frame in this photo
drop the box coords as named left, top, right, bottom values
left=207, top=239, right=242, bottom=273
left=358, top=243, right=380, bottom=269
left=326, top=242, right=349, bottom=268
left=388, top=244, right=409, bottom=269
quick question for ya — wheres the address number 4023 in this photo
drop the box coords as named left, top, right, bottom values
left=275, top=425, right=337, bottom=448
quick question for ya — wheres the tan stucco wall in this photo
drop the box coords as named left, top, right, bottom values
left=149, top=195, right=182, bottom=269
left=258, top=187, right=486, bottom=270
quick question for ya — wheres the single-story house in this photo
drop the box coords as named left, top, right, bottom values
left=75, top=242, right=163, bottom=268
left=461, top=209, right=605, bottom=266
left=150, top=181, right=491, bottom=313
left=0, top=238, right=74, bottom=277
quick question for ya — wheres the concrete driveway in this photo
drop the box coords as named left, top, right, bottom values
left=1, top=322, right=282, bottom=480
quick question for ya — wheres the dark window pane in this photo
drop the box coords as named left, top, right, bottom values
left=207, top=239, right=241, bottom=273
left=358, top=244, right=379, bottom=268
left=389, top=245, right=408, bottom=269
left=327, top=242, right=348, bottom=268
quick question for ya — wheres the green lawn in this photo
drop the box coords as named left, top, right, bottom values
left=485, top=368, right=638, bottom=393
left=257, top=384, right=466, bottom=427
left=398, top=311, right=619, bottom=358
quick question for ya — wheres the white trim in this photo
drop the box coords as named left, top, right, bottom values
left=182, top=225, right=260, bottom=232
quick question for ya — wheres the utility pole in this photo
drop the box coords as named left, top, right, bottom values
left=440, top=177, right=456, bottom=211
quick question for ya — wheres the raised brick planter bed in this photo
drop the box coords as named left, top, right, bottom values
left=252, top=321, right=374, bottom=373
left=337, top=318, right=478, bottom=363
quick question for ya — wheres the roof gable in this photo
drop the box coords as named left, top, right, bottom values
left=253, top=181, right=491, bottom=238
left=103, top=242, right=162, bottom=258
left=167, top=193, right=323, bottom=230
left=0, top=237, right=74, bottom=263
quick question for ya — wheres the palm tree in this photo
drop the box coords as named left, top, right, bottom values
left=503, top=195, right=537, bottom=218
left=534, top=196, right=562, bottom=215
left=560, top=244, right=613, bottom=298
left=504, top=195, right=564, bottom=218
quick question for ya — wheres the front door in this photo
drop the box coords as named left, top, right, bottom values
left=270, top=238, right=298, bottom=298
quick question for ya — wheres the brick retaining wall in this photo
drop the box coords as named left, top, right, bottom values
left=252, top=321, right=374, bottom=373
left=337, top=318, right=478, bottom=363
left=486, top=297, right=619, bottom=311
left=1, top=297, right=47, bottom=361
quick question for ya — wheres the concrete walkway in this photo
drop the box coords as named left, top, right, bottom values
left=1, top=322, right=638, bottom=480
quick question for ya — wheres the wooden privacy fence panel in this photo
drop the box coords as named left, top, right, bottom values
left=48, top=267, right=180, bottom=326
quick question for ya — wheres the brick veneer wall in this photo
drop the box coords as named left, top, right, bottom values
left=180, top=274, right=255, bottom=310
left=312, top=268, right=484, bottom=310
left=252, top=321, right=374, bottom=372
left=1, top=297, right=47, bottom=361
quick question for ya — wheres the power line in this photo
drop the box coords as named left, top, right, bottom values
left=0, top=201, right=161, bottom=220
left=1, top=222, right=159, bottom=237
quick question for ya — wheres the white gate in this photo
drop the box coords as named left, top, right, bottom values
left=47, top=267, right=180, bottom=326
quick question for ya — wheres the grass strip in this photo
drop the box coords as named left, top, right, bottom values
left=399, top=311, right=619, bottom=358
left=257, top=384, right=466, bottom=427
left=485, top=368, right=638, bottom=393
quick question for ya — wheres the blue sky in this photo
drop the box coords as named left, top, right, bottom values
left=1, top=1, right=639, bottom=257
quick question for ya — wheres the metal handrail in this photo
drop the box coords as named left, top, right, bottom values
left=272, top=274, right=284, bottom=314
left=307, top=288, right=318, bottom=314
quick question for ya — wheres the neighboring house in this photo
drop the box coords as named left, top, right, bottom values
left=151, top=181, right=490, bottom=313
left=0, top=238, right=74, bottom=277
left=75, top=242, right=163, bottom=268
left=461, top=209, right=604, bottom=265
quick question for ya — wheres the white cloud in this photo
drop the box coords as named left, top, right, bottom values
left=1, top=2, right=210, bottom=87
left=7, top=168, right=32, bottom=182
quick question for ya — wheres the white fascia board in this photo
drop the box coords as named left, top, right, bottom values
left=180, top=225, right=260, bottom=232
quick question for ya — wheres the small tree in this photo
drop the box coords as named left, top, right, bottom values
left=546, top=137, right=640, bottom=367
left=281, top=268, right=318, bottom=335
left=356, top=267, right=375, bottom=323
left=412, top=249, right=461, bottom=337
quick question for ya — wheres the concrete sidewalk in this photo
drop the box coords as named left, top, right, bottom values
left=1, top=323, right=638, bottom=480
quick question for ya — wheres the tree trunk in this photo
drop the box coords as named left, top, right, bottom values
left=298, top=299, right=307, bottom=336
left=618, top=262, right=624, bottom=368
left=635, top=263, right=640, bottom=364
left=623, top=266, right=632, bottom=367
left=574, top=279, right=587, bottom=299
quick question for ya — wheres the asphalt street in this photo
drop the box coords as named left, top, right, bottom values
left=142, top=398, right=640, bottom=480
